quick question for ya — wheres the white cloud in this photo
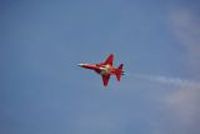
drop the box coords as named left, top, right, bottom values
left=157, top=6, right=200, bottom=134
left=169, top=7, right=200, bottom=79
left=122, top=6, right=200, bottom=134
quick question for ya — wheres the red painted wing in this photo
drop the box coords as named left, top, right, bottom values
left=104, top=54, right=114, bottom=65
left=102, top=75, right=110, bottom=87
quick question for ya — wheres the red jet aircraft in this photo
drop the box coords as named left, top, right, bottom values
left=78, top=54, right=124, bottom=87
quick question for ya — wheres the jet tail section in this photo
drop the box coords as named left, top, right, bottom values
left=116, top=64, right=124, bottom=81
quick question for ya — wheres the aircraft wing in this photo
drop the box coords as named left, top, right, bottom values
left=102, top=74, right=110, bottom=87
left=104, top=54, right=114, bottom=65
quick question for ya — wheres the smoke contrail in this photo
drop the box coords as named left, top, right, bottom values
left=133, top=74, right=200, bottom=88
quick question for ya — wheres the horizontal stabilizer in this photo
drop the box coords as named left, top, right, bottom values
left=116, top=64, right=124, bottom=81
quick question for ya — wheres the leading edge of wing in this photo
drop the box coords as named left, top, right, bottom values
left=104, top=54, right=114, bottom=65
left=102, top=75, right=110, bottom=87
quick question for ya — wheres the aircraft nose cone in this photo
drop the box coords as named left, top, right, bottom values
left=77, top=63, right=84, bottom=67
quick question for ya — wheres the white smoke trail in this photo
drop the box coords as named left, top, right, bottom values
left=133, top=74, right=200, bottom=88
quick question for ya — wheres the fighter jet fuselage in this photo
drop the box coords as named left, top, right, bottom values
left=78, top=54, right=124, bottom=87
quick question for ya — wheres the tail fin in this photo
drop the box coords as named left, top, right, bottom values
left=116, top=64, right=124, bottom=81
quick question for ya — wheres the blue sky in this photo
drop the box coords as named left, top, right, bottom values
left=1, top=0, right=200, bottom=134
